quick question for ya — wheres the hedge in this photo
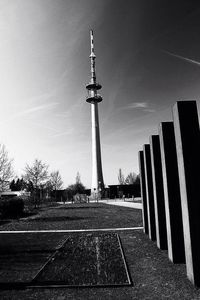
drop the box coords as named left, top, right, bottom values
left=0, top=197, right=24, bottom=218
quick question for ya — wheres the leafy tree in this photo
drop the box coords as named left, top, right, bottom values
left=16, top=179, right=21, bottom=191
left=134, top=174, right=140, bottom=185
left=0, top=144, right=14, bottom=191
left=10, top=179, right=16, bottom=191
left=125, top=172, right=137, bottom=185
left=66, top=172, right=85, bottom=199
left=10, top=178, right=26, bottom=191
left=67, top=182, right=85, bottom=195
left=118, top=168, right=125, bottom=185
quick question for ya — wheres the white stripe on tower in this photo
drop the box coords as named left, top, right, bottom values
left=90, top=29, right=96, bottom=83
left=90, top=29, right=95, bottom=55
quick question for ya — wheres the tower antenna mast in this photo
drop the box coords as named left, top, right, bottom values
left=86, top=30, right=104, bottom=199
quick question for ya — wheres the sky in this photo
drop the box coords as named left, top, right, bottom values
left=0, top=0, right=200, bottom=188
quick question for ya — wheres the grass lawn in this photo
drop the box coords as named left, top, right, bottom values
left=0, top=203, right=200, bottom=299
left=0, top=203, right=143, bottom=231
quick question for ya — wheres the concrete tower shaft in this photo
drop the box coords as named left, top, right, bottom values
left=86, top=30, right=104, bottom=197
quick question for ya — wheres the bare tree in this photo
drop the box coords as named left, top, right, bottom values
left=0, top=144, right=14, bottom=191
left=24, top=159, right=49, bottom=188
left=118, top=168, right=125, bottom=185
left=49, top=170, right=63, bottom=200
left=23, top=159, right=49, bottom=206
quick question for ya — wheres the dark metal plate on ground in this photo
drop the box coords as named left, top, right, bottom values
left=33, top=233, right=131, bottom=287
left=0, top=232, right=131, bottom=288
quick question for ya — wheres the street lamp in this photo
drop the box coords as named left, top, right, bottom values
left=98, top=181, right=101, bottom=201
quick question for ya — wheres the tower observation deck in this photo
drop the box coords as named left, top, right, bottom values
left=86, top=30, right=104, bottom=198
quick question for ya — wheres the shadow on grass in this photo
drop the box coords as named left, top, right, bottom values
left=0, top=248, right=53, bottom=255
left=56, top=206, right=105, bottom=210
left=0, top=212, right=37, bottom=224
left=0, top=220, right=10, bottom=226
left=21, top=212, right=37, bottom=218
left=27, top=216, right=88, bottom=222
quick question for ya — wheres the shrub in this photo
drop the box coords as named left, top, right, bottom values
left=0, top=197, right=24, bottom=218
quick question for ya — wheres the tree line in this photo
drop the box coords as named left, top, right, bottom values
left=0, top=143, right=85, bottom=204
left=0, top=143, right=140, bottom=203
left=118, top=168, right=140, bottom=185
left=9, top=159, right=63, bottom=198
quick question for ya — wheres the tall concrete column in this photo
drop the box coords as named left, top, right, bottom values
left=150, top=135, right=167, bottom=250
left=86, top=30, right=104, bottom=198
left=138, top=150, right=148, bottom=234
left=143, top=144, right=156, bottom=241
left=91, top=102, right=104, bottom=192
left=159, top=122, right=185, bottom=263
left=173, top=101, right=200, bottom=285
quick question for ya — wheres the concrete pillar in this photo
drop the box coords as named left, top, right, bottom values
left=150, top=135, right=167, bottom=250
left=173, top=101, right=200, bottom=285
left=143, top=144, right=156, bottom=241
left=91, top=102, right=104, bottom=196
left=138, top=151, right=149, bottom=234
left=159, top=122, right=185, bottom=263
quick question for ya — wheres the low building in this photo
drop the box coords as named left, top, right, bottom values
left=85, top=183, right=141, bottom=199
left=0, top=190, right=31, bottom=198
left=108, top=184, right=140, bottom=199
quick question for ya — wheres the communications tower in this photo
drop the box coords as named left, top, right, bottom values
left=86, top=30, right=104, bottom=198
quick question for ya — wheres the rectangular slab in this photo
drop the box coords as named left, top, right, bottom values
left=159, top=122, right=185, bottom=263
left=33, top=233, right=131, bottom=287
left=150, top=135, right=167, bottom=250
left=138, top=151, right=149, bottom=234
left=173, top=101, right=200, bottom=285
left=143, top=144, right=156, bottom=241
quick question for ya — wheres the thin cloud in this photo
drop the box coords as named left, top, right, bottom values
left=162, top=50, right=200, bottom=67
left=0, top=102, right=58, bottom=125
left=104, top=102, right=155, bottom=122
left=125, top=102, right=148, bottom=109
left=123, top=102, right=155, bottom=112
left=23, top=102, right=58, bottom=114
left=15, top=102, right=58, bottom=118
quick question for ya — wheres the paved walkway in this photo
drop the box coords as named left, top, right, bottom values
left=104, top=201, right=142, bottom=209
left=58, top=198, right=142, bottom=210
left=100, top=200, right=142, bottom=209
